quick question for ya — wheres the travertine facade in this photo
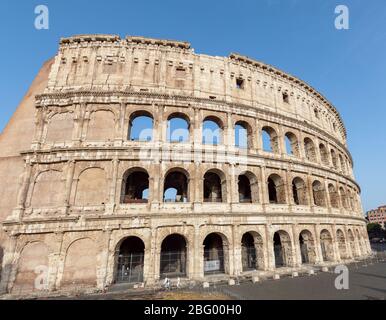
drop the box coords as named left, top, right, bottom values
left=0, top=35, right=371, bottom=294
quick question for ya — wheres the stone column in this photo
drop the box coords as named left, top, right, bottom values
left=313, top=225, right=323, bottom=264
left=265, top=225, right=274, bottom=270
left=100, top=229, right=113, bottom=289
left=292, top=224, right=301, bottom=267
left=0, top=235, right=18, bottom=294
left=107, top=158, right=119, bottom=212
left=49, top=232, right=64, bottom=291
left=15, top=162, right=33, bottom=219
left=331, top=225, right=341, bottom=262
left=232, top=225, right=241, bottom=276
left=64, top=160, right=75, bottom=213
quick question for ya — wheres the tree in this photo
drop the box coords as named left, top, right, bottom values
left=367, top=223, right=383, bottom=239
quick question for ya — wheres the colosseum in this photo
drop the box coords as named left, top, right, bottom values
left=0, top=34, right=371, bottom=295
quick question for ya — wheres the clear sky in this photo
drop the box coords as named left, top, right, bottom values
left=1, top=0, right=385, bottom=211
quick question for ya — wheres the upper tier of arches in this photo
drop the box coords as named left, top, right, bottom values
left=38, top=104, right=353, bottom=178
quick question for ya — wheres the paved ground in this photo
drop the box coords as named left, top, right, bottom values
left=2, top=259, right=385, bottom=300
left=221, top=261, right=386, bottom=300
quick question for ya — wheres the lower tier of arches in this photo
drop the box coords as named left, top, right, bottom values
left=0, top=222, right=371, bottom=294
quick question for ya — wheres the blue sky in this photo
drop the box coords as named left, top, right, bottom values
left=1, top=0, right=385, bottom=211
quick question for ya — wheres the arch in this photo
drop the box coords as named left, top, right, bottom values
left=203, top=169, right=226, bottom=203
left=355, top=228, right=365, bottom=256
left=87, top=110, right=115, bottom=141
left=331, top=149, right=339, bottom=170
left=320, top=229, right=334, bottom=262
left=31, top=170, right=64, bottom=207
left=238, top=171, right=259, bottom=203
left=120, top=168, right=149, bottom=203
left=203, top=232, right=229, bottom=275
left=160, top=234, right=187, bottom=278
left=235, top=121, right=253, bottom=149
left=46, top=112, right=74, bottom=143
left=115, top=236, right=145, bottom=283
left=273, top=230, right=292, bottom=267
left=75, top=167, right=108, bottom=206
left=339, top=187, right=349, bottom=209
left=163, top=168, right=189, bottom=202
left=328, top=184, right=339, bottom=208
left=336, top=229, right=348, bottom=260
left=284, top=132, right=299, bottom=157
left=292, top=177, right=308, bottom=205
left=267, top=174, right=286, bottom=204
left=61, top=238, right=97, bottom=287
left=12, top=242, right=49, bottom=293
left=319, top=143, right=329, bottom=166
left=304, top=137, right=317, bottom=162
left=262, top=126, right=279, bottom=153
left=299, top=230, right=316, bottom=264
left=312, top=180, right=326, bottom=207
left=347, top=189, right=355, bottom=211
left=347, top=229, right=359, bottom=258
left=241, top=232, right=264, bottom=271
left=128, top=111, right=153, bottom=141
left=167, top=112, right=190, bottom=143
left=202, top=116, right=223, bottom=145
left=339, top=154, right=347, bottom=174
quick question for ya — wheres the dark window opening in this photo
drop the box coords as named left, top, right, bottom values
left=236, top=78, right=244, bottom=89
left=282, top=92, right=289, bottom=103
left=121, top=171, right=149, bottom=203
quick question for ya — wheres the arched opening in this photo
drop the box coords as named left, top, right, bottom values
left=299, top=230, right=316, bottom=264
left=128, top=111, right=153, bottom=141
left=347, top=230, right=358, bottom=258
left=163, top=169, right=189, bottom=202
left=115, top=236, right=145, bottom=283
left=238, top=175, right=252, bottom=203
left=320, top=229, right=334, bottom=262
left=160, top=234, right=187, bottom=278
left=319, top=143, right=329, bottom=166
left=339, top=154, right=347, bottom=174
left=355, top=229, right=364, bottom=256
left=273, top=231, right=292, bottom=268
left=331, top=149, right=339, bottom=170
left=241, top=233, right=257, bottom=271
left=284, top=132, right=299, bottom=157
left=304, top=138, right=317, bottom=162
left=267, top=174, right=286, bottom=204
left=167, top=113, right=190, bottom=143
left=202, top=116, right=223, bottom=145
left=336, top=229, right=348, bottom=260
left=203, top=170, right=225, bottom=203
left=312, top=180, right=326, bottom=207
left=121, top=169, right=149, bottom=203
left=339, top=187, right=349, bottom=209
left=235, top=121, right=252, bottom=149
left=292, top=177, right=308, bottom=205
left=203, top=233, right=228, bottom=275
left=328, top=184, right=339, bottom=208
left=262, top=126, right=279, bottom=153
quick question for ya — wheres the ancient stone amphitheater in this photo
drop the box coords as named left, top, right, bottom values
left=0, top=35, right=371, bottom=294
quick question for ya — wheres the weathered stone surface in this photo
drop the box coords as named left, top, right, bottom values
left=0, top=35, right=371, bottom=295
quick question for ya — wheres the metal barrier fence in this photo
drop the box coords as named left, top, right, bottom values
left=116, top=253, right=144, bottom=283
